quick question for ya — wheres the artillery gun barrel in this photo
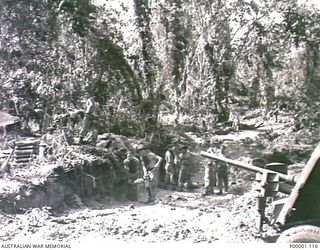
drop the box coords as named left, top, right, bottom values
left=200, top=151, right=296, bottom=184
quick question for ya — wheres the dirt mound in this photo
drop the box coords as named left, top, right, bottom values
left=0, top=133, right=138, bottom=213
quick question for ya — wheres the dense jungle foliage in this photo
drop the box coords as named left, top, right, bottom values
left=0, top=0, right=319, bottom=140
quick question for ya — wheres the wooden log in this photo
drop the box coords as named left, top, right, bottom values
left=15, top=141, right=37, bottom=146
left=14, top=158, right=31, bottom=163
left=14, top=155, right=32, bottom=160
left=15, top=149, right=34, bottom=155
left=14, top=146, right=35, bottom=150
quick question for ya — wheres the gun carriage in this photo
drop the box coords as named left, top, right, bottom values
left=201, top=143, right=320, bottom=242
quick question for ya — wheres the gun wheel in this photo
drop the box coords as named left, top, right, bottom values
left=277, top=225, right=320, bottom=243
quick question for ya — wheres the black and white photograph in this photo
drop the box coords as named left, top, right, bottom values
left=0, top=0, right=320, bottom=248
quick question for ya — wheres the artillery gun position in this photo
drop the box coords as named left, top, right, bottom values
left=201, top=143, right=320, bottom=242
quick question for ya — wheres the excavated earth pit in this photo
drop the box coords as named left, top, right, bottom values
left=0, top=144, right=131, bottom=214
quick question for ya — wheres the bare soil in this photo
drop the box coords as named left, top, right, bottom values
left=0, top=186, right=278, bottom=243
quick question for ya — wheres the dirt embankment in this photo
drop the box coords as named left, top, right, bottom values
left=0, top=133, right=136, bottom=213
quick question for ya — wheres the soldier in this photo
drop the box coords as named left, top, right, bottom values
left=172, top=146, right=180, bottom=183
left=273, top=105, right=280, bottom=123
left=202, top=141, right=219, bottom=196
left=203, top=161, right=216, bottom=196
left=137, top=145, right=163, bottom=204
left=164, top=145, right=176, bottom=188
left=123, top=151, right=141, bottom=201
left=41, top=106, right=51, bottom=135
left=177, top=145, right=193, bottom=190
left=232, top=114, right=240, bottom=131
left=79, top=91, right=96, bottom=144
left=217, top=145, right=229, bottom=195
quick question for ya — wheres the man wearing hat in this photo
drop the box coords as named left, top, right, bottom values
left=137, top=145, right=163, bottom=203
left=79, top=91, right=96, bottom=144
left=177, top=145, right=193, bottom=190
left=202, top=140, right=219, bottom=196
left=217, top=145, right=229, bottom=195
left=123, top=151, right=141, bottom=201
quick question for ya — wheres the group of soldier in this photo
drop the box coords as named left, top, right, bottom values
left=203, top=141, right=229, bottom=196
left=122, top=140, right=229, bottom=204
left=76, top=91, right=229, bottom=203
left=164, top=144, right=195, bottom=191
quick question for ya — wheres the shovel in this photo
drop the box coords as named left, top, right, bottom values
left=133, top=175, right=151, bottom=188
left=133, top=166, right=157, bottom=186
left=133, top=178, right=145, bottom=184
